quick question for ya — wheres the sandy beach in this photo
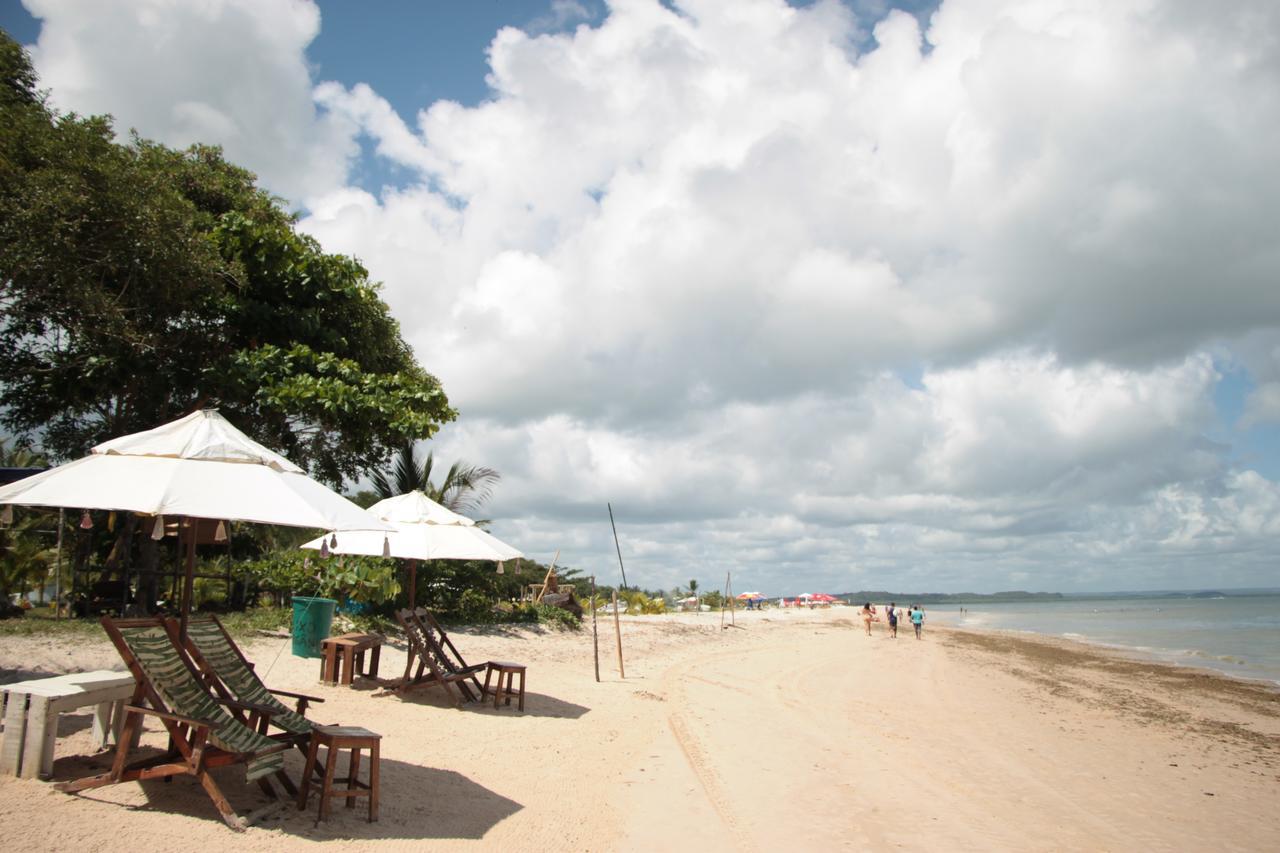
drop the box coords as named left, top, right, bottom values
left=1, top=608, right=1276, bottom=851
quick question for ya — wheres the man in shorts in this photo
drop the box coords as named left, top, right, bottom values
left=886, top=602, right=898, bottom=638
left=910, top=605, right=924, bottom=639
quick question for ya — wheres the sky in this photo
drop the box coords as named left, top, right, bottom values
left=3, top=0, right=1280, bottom=596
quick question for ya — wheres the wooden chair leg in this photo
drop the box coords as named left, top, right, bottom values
left=369, top=739, right=379, bottom=822
left=341, top=648, right=356, bottom=686
left=297, top=738, right=320, bottom=811
left=318, top=742, right=339, bottom=822
left=111, top=708, right=143, bottom=780
left=274, top=766, right=299, bottom=798
left=198, top=769, right=248, bottom=832
left=346, top=746, right=361, bottom=808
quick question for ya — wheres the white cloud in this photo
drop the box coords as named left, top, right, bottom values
left=23, top=0, right=355, bottom=203
left=19, top=0, right=1280, bottom=592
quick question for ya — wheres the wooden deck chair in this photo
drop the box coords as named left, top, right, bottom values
left=176, top=615, right=324, bottom=750
left=392, top=608, right=489, bottom=706
left=55, top=617, right=296, bottom=832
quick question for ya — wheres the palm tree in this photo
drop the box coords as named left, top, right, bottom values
left=369, top=441, right=501, bottom=515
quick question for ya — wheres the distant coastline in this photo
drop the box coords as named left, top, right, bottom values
left=834, top=587, right=1280, bottom=605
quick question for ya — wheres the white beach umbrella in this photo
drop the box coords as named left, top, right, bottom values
left=0, top=409, right=391, bottom=634
left=299, top=490, right=524, bottom=605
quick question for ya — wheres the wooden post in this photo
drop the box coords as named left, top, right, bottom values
left=534, top=550, right=560, bottom=604
left=611, top=590, right=625, bottom=678
left=608, top=503, right=629, bottom=590
left=721, top=571, right=736, bottom=630
left=406, top=559, right=418, bottom=609
left=729, top=573, right=736, bottom=627
left=591, top=575, right=600, bottom=682
left=178, top=518, right=197, bottom=641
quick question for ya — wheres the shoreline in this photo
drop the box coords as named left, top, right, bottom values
left=940, top=620, right=1280, bottom=689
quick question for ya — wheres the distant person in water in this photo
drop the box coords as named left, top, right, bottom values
left=861, top=602, right=873, bottom=636
left=910, top=605, right=924, bottom=639
left=886, top=602, right=898, bottom=638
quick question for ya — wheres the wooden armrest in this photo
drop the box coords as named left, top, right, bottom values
left=123, top=704, right=215, bottom=730
left=267, top=688, right=324, bottom=704
left=213, top=697, right=278, bottom=718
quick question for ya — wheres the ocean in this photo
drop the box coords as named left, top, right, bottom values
left=930, top=594, right=1280, bottom=685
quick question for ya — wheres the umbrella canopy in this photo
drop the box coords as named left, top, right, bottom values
left=300, top=490, right=523, bottom=605
left=0, top=410, right=388, bottom=532
left=299, top=522, right=521, bottom=562
left=735, top=591, right=765, bottom=601
left=0, top=410, right=390, bottom=633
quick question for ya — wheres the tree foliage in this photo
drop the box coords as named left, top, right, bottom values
left=0, top=31, right=454, bottom=484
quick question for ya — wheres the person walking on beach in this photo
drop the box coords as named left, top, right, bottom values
left=861, top=602, right=873, bottom=636
left=886, top=602, right=898, bottom=638
left=910, top=605, right=924, bottom=639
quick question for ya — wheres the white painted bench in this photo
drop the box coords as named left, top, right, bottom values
left=1, top=670, right=135, bottom=779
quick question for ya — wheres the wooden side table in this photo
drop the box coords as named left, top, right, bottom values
left=483, top=661, right=527, bottom=712
left=297, top=724, right=381, bottom=823
left=319, top=633, right=383, bottom=686
left=1, top=670, right=136, bottom=779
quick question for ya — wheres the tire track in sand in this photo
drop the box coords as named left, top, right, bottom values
left=661, top=646, right=766, bottom=853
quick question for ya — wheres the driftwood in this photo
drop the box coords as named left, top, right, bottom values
left=539, top=590, right=583, bottom=619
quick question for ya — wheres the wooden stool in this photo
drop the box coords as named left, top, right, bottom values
left=297, top=725, right=381, bottom=823
left=483, top=661, right=526, bottom=712
left=319, top=633, right=383, bottom=686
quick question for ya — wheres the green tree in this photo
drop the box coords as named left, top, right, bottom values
left=369, top=440, right=500, bottom=515
left=0, top=32, right=454, bottom=485
left=0, top=440, right=56, bottom=607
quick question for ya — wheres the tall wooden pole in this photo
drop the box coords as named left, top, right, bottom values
left=607, top=503, right=629, bottom=590
left=407, top=558, right=418, bottom=609
left=611, top=590, right=625, bottom=678
left=591, top=575, right=600, bottom=682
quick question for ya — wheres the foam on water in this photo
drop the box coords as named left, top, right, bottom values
left=939, top=594, right=1280, bottom=685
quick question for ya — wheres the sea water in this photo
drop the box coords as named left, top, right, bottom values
left=931, top=594, right=1280, bottom=685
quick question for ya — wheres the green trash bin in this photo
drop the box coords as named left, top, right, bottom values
left=291, top=596, right=337, bottom=658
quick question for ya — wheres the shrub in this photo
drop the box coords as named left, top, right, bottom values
left=241, top=550, right=400, bottom=605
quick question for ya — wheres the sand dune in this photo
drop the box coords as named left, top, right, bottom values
left=1, top=608, right=1276, bottom=851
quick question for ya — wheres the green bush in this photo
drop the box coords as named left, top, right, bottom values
left=241, top=550, right=400, bottom=605
left=528, top=603, right=580, bottom=630
left=456, top=588, right=496, bottom=624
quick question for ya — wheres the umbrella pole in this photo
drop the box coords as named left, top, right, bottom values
left=179, top=517, right=196, bottom=640
left=407, top=559, right=418, bottom=609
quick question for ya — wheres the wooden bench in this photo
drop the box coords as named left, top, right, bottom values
left=482, top=661, right=527, bottom=712
left=319, top=633, right=383, bottom=686
left=297, top=724, right=381, bottom=823
left=1, top=670, right=136, bottom=779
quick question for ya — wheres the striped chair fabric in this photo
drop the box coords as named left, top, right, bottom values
left=118, top=624, right=285, bottom=782
left=184, top=619, right=310, bottom=736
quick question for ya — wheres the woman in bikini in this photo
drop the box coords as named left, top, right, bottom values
left=861, top=602, right=873, bottom=636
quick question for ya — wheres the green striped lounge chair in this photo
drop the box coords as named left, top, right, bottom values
left=178, top=615, right=322, bottom=748
left=56, top=617, right=295, bottom=831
